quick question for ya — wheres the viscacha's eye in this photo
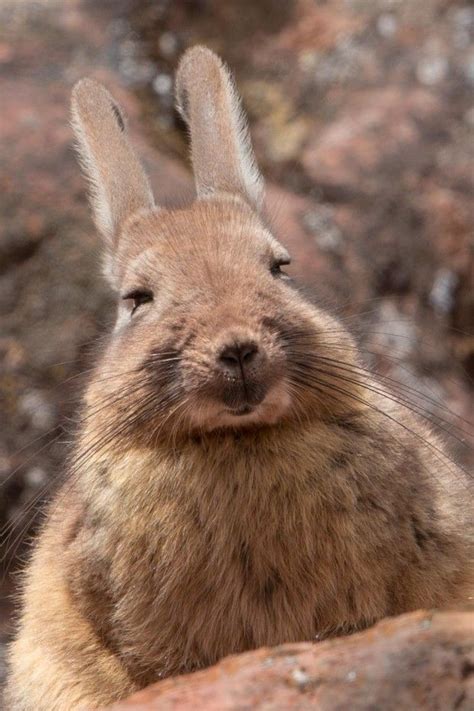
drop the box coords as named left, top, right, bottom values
left=122, top=289, right=154, bottom=315
left=270, top=256, right=291, bottom=278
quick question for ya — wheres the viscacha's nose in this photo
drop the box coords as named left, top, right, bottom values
left=218, top=341, right=259, bottom=376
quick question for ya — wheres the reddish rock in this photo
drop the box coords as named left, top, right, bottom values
left=109, top=610, right=474, bottom=711
left=302, top=88, right=441, bottom=193
left=274, top=0, right=363, bottom=53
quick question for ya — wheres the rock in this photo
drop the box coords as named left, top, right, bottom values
left=242, top=79, right=310, bottom=164
left=302, top=88, right=441, bottom=194
left=108, top=610, right=474, bottom=710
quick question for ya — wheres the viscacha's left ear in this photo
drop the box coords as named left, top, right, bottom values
left=175, top=46, right=264, bottom=211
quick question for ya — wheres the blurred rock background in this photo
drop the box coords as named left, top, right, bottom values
left=0, top=0, right=472, bottom=684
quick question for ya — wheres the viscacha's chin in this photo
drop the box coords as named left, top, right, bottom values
left=187, top=382, right=293, bottom=432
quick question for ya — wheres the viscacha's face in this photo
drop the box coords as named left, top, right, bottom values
left=87, top=198, right=360, bottom=440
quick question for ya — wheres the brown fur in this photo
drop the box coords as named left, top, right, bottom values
left=6, top=47, right=472, bottom=710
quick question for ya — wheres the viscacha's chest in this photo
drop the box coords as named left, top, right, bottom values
left=66, top=439, right=404, bottom=681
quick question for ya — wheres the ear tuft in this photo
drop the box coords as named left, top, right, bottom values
left=175, top=46, right=264, bottom=211
left=71, top=79, right=154, bottom=247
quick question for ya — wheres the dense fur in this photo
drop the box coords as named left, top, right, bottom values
left=6, top=47, right=472, bottom=710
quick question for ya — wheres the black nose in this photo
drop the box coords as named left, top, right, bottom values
left=218, top=341, right=258, bottom=374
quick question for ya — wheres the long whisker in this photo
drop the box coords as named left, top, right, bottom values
left=291, top=351, right=473, bottom=445
left=286, top=364, right=471, bottom=489
left=282, top=332, right=472, bottom=432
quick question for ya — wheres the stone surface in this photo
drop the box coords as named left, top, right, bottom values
left=109, top=610, right=474, bottom=710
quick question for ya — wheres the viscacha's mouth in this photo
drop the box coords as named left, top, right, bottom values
left=226, top=405, right=254, bottom=417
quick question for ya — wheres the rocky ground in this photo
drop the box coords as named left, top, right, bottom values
left=0, top=0, right=472, bottom=698
left=107, top=610, right=473, bottom=710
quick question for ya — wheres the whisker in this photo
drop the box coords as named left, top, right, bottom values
left=287, top=367, right=471, bottom=490
left=289, top=351, right=473, bottom=442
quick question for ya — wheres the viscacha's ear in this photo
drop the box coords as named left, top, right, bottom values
left=175, top=46, right=264, bottom=211
left=71, top=79, right=155, bottom=248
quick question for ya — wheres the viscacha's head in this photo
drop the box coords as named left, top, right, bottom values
left=71, top=46, right=362, bottom=441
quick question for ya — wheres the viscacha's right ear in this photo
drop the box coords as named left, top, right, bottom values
left=71, top=79, right=155, bottom=250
